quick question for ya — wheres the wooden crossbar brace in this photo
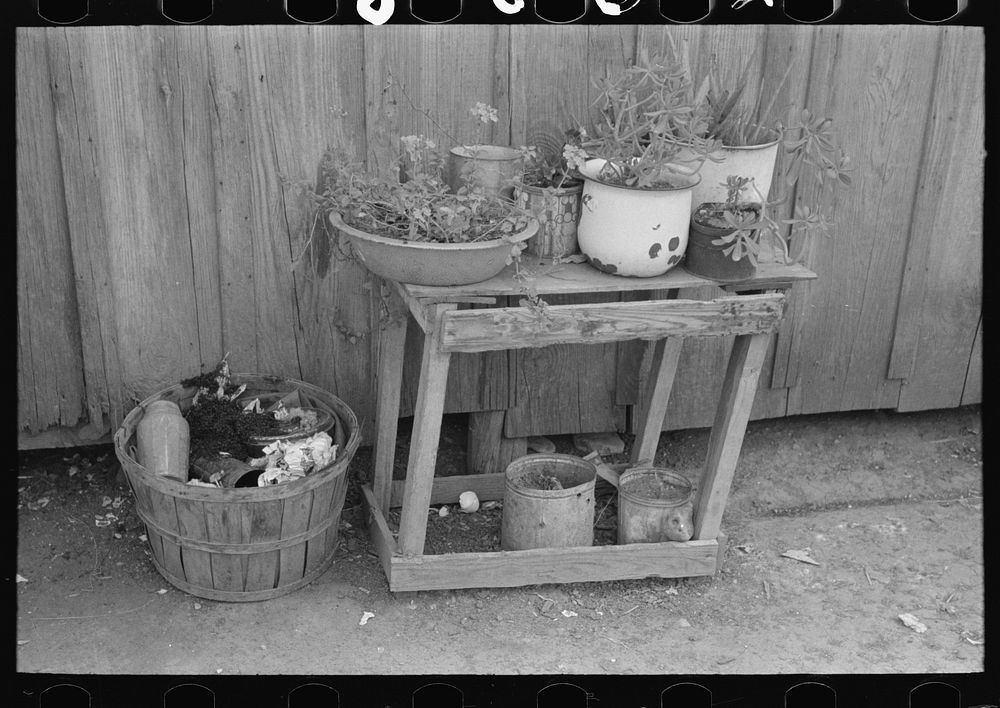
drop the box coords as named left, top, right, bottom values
left=438, top=293, right=786, bottom=352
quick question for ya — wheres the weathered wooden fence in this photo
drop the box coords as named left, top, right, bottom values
left=16, top=25, right=982, bottom=444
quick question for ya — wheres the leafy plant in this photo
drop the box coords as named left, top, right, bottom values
left=317, top=140, right=531, bottom=246
left=665, top=37, right=853, bottom=263
left=575, top=48, right=719, bottom=189
left=694, top=174, right=837, bottom=265
left=519, top=126, right=587, bottom=190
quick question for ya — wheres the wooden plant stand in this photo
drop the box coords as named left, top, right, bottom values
left=362, top=260, right=815, bottom=592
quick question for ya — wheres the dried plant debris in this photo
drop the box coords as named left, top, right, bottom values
left=515, top=470, right=563, bottom=490
left=781, top=549, right=820, bottom=566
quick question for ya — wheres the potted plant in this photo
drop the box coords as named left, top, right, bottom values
left=685, top=175, right=767, bottom=282
left=572, top=49, right=717, bottom=278
left=446, top=102, right=523, bottom=199
left=684, top=171, right=840, bottom=282
left=665, top=39, right=852, bottom=244
left=386, top=72, right=523, bottom=200
left=513, top=127, right=587, bottom=260
left=319, top=136, right=537, bottom=287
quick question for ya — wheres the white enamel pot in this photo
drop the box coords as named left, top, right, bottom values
left=576, top=159, right=700, bottom=278
left=673, top=133, right=780, bottom=212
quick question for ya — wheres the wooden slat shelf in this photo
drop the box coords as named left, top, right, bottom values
left=403, top=260, right=815, bottom=299
left=365, top=262, right=815, bottom=592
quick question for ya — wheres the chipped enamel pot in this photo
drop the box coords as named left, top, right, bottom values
left=576, top=159, right=700, bottom=278
left=673, top=131, right=781, bottom=213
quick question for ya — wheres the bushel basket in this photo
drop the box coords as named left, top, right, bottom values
left=114, top=374, right=361, bottom=602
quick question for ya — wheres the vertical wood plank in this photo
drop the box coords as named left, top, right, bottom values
left=761, top=25, right=821, bottom=392
left=16, top=29, right=87, bottom=433
left=887, top=27, right=983, bottom=412
left=467, top=410, right=527, bottom=475
left=631, top=337, right=683, bottom=465
left=784, top=27, right=941, bottom=415
left=46, top=27, right=128, bottom=433
left=218, top=27, right=304, bottom=378
left=693, top=333, right=771, bottom=540
left=206, top=27, right=264, bottom=374
left=398, top=305, right=455, bottom=557
left=175, top=27, right=225, bottom=372
left=373, top=303, right=408, bottom=512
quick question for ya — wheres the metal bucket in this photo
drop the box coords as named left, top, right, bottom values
left=501, top=454, right=597, bottom=551
left=617, top=467, right=695, bottom=544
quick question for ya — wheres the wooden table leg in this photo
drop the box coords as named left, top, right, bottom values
left=631, top=337, right=683, bottom=465
left=397, top=304, right=455, bottom=557
left=693, top=332, right=771, bottom=541
left=372, top=307, right=409, bottom=514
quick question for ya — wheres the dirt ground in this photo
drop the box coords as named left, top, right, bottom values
left=16, top=405, right=984, bottom=678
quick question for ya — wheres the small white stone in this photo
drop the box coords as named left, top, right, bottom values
left=458, top=491, right=480, bottom=513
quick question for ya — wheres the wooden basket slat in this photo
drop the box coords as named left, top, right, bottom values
left=205, top=500, right=250, bottom=592
left=113, top=373, right=360, bottom=601
left=173, top=497, right=215, bottom=588
left=146, top=486, right=180, bottom=534
left=146, top=489, right=185, bottom=579
left=277, top=488, right=314, bottom=587
left=179, top=548, right=215, bottom=591
left=145, top=528, right=166, bottom=570
left=210, top=552, right=247, bottom=593
left=160, top=537, right=185, bottom=582
left=307, top=473, right=338, bottom=528
left=248, top=499, right=285, bottom=541
left=244, top=551, right=280, bottom=592
left=304, top=476, right=341, bottom=575
left=174, top=497, right=209, bottom=541
left=317, top=475, right=349, bottom=572
left=243, top=498, right=284, bottom=592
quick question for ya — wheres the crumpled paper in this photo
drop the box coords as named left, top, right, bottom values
left=250, top=431, right=337, bottom=486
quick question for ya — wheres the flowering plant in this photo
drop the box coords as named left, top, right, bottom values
left=518, top=127, right=589, bottom=190
left=318, top=137, right=532, bottom=246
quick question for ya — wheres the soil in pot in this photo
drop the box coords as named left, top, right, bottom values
left=619, top=474, right=691, bottom=501
left=184, top=397, right=280, bottom=461
left=501, top=454, right=596, bottom=551
left=512, top=469, right=564, bottom=490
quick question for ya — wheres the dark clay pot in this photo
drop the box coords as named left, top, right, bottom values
left=682, top=208, right=757, bottom=283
